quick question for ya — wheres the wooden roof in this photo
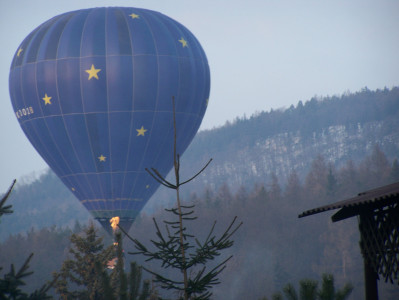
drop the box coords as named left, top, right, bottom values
left=298, top=181, right=399, bottom=222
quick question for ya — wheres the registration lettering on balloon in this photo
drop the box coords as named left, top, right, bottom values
left=15, top=107, right=34, bottom=119
left=9, top=7, right=210, bottom=234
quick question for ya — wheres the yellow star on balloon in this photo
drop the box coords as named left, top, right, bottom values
left=178, top=37, right=188, bottom=47
left=136, top=126, right=147, bottom=136
left=85, top=64, right=101, bottom=80
left=17, top=48, right=23, bottom=57
left=129, top=13, right=139, bottom=19
left=42, top=93, right=52, bottom=105
left=98, top=154, right=106, bottom=162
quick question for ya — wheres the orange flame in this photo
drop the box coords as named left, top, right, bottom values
left=110, top=216, right=120, bottom=232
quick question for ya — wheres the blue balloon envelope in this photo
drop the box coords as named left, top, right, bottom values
left=9, top=7, right=210, bottom=233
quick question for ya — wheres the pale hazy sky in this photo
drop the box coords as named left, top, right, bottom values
left=1, top=0, right=399, bottom=192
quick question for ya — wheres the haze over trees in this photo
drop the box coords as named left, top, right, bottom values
left=1, top=87, right=399, bottom=299
left=181, top=86, right=399, bottom=193
left=1, top=146, right=399, bottom=299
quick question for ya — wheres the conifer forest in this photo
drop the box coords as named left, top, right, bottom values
left=1, top=87, right=399, bottom=299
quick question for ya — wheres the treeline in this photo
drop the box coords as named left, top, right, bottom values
left=3, top=86, right=399, bottom=240
left=172, top=145, right=399, bottom=299
left=178, top=86, right=399, bottom=197
left=1, top=146, right=399, bottom=299
left=0, top=171, right=90, bottom=241
left=191, top=86, right=399, bottom=152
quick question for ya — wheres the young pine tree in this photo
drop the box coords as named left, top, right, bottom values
left=53, top=222, right=115, bottom=299
left=53, top=222, right=156, bottom=300
left=264, top=274, right=353, bottom=300
left=120, top=99, right=242, bottom=300
left=0, top=180, right=54, bottom=299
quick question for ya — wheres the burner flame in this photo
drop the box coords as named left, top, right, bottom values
left=110, top=216, right=120, bottom=232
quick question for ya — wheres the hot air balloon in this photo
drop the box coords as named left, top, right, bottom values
left=9, top=7, right=210, bottom=233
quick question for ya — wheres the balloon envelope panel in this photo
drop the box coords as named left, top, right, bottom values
left=9, top=7, right=210, bottom=231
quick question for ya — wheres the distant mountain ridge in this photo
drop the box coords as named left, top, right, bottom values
left=178, top=86, right=399, bottom=191
left=2, top=86, right=398, bottom=238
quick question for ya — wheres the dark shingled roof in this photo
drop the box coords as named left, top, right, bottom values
left=298, top=181, right=399, bottom=222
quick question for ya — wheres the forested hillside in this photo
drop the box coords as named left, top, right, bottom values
left=1, top=86, right=399, bottom=239
left=1, top=148, right=399, bottom=299
left=180, top=86, right=399, bottom=193
left=0, top=172, right=90, bottom=240
left=1, top=87, right=399, bottom=298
